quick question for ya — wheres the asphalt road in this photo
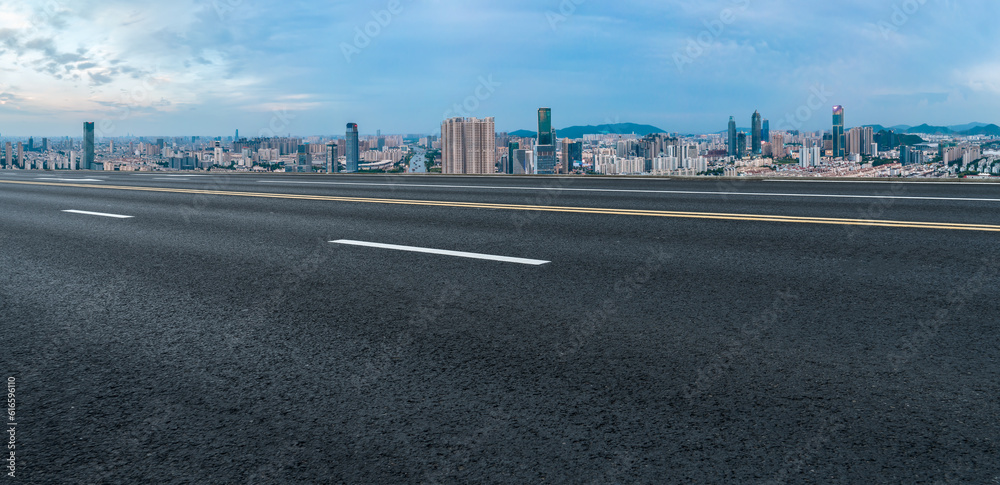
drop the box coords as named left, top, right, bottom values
left=2, top=171, right=999, bottom=483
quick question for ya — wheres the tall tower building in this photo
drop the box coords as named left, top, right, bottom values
left=568, top=141, right=583, bottom=172
left=296, top=144, right=309, bottom=172
left=506, top=141, right=519, bottom=174
left=346, top=123, right=360, bottom=172
left=17, top=142, right=24, bottom=169
left=537, top=108, right=554, bottom=146
left=846, top=127, right=861, bottom=156
left=860, top=126, right=874, bottom=156
left=327, top=142, right=339, bottom=173
left=751, top=111, right=762, bottom=156
left=761, top=120, right=770, bottom=144
left=83, top=122, right=95, bottom=170
left=3, top=142, right=10, bottom=169
left=727, top=117, right=737, bottom=158
left=832, top=106, right=845, bottom=158
left=770, top=133, right=785, bottom=159
left=535, top=108, right=557, bottom=174
left=440, top=117, right=496, bottom=174
left=737, top=133, right=747, bottom=159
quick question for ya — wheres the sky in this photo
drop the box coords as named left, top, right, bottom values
left=1, top=0, right=998, bottom=137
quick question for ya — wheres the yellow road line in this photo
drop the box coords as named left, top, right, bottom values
left=3, top=179, right=1000, bottom=232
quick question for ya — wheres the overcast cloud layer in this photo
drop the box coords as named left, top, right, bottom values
left=0, top=0, right=997, bottom=136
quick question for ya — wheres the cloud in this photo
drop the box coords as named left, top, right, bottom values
left=1, top=0, right=999, bottom=135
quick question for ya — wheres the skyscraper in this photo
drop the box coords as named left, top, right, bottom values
left=17, top=142, right=24, bottom=169
left=761, top=120, right=770, bottom=145
left=296, top=144, right=309, bottom=172
left=512, top=149, right=532, bottom=175
left=506, top=141, right=519, bottom=175
left=535, top=108, right=557, bottom=174
left=770, top=133, right=785, bottom=159
left=327, top=142, right=339, bottom=173
left=846, top=127, right=861, bottom=156
left=751, top=111, right=762, bottom=155
left=832, top=106, right=845, bottom=158
left=83, top=122, right=95, bottom=170
left=3, top=142, right=10, bottom=169
left=860, top=126, right=874, bottom=156
left=537, top=108, right=553, bottom=146
left=737, top=133, right=747, bottom=159
left=727, top=117, right=737, bottom=158
left=559, top=138, right=572, bottom=174
left=346, top=123, right=360, bottom=172
left=441, top=117, right=496, bottom=174
left=568, top=141, right=583, bottom=172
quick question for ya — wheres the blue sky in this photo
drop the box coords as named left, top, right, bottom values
left=1, top=0, right=998, bottom=136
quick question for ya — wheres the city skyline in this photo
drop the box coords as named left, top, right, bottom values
left=1, top=1, right=999, bottom=136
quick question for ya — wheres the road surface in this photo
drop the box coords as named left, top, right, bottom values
left=2, top=171, right=999, bottom=483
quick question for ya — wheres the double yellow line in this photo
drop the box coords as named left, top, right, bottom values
left=3, top=179, right=1000, bottom=232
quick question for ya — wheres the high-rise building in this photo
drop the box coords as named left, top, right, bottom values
left=83, top=122, right=95, bottom=170
left=537, top=108, right=554, bottom=146
left=559, top=138, right=572, bottom=174
left=213, top=141, right=224, bottom=167
left=327, top=142, right=339, bottom=173
left=751, top=111, right=762, bottom=155
left=535, top=108, right=557, bottom=174
left=512, top=149, right=532, bottom=175
left=899, top=145, right=923, bottom=166
left=727, top=116, right=737, bottom=158
left=832, top=106, right=845, bottom=158
left=800, top=146, right=822, bottom=168
left=737, top=132, right=747, bottom=159
left=506, top=141, right=519, bottom=174
left=568, top=141, right=583, bottom=172
left=441, top=117, right=496, bottom=174
left=770, top=133, right=785, bottom=159
left=296, top=144, right=310, bottom=172
left=762, top=119, right=770, bottom=144
left=3, top=142, right=10, bottom=169
left=17, top=142, right=24, bottom=169
left=346, top=123, right=360, bottom=172
left=846, top=127, right=862, bottom=156
left=860, top=126, right=874, bottom=156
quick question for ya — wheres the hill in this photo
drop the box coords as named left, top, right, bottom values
left=864, top=123, right=998, bottom=137
left=508, top=123, right=667, bottom=140
left=963, top=124, right=1000, bottom=136
left=906, top=124, right=953, bottom=135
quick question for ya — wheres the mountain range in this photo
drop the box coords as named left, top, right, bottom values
left=863, top=123, right=1000, bottom=136
left=508, top=123, right=666, bottom=139
left=507, top=122, right=1000, bottom=139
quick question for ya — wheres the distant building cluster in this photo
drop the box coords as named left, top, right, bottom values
left=2, top=109, right=998, bottom=179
